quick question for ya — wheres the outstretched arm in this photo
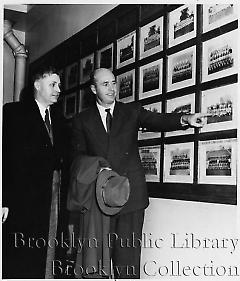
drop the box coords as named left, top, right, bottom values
left=139, top=104, right=209, bottom=132
left=181, top=113, right=210, bottom=128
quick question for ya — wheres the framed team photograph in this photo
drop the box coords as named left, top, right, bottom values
left=80, top=53, right=94, bottom=84
left=168, top=4, right=196, bottom=48
left=116, top=69, right=135, bottom=103
left=140, top=16, right=163, bottom=59
left=167, top=46, right=196, bottom=92
left=163, top=142, right=194, bottom=183
left=65, top=62, right=78, bottom=90
left=165, top=93, right=195, bottom=137
left=198, top=138, right=237, bottom=185
left=97, top=43, right=113, bottom=70
left=203, top=4, right=237, bottom=33
left=139, top=145, right=161, bottom=182
left=200, top=84, right=237, bottom=133
left=117, top=31, right=136, bottom=69
left=202, top=30, right=238, bottom=82
left=138, top=102, right=162, bottom=140
left=64, top=92, right=77, bottom=119
left=139, top=59, right=163, bottom=100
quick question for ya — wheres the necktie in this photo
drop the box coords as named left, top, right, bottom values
left=45, top=108, right=51, bottom=134
left=105, top=108, right=112, bottom=133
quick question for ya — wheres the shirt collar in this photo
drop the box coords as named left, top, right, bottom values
left=96, top=101, right=115, bottom=115
left=35, top=99, right=50, bottom=120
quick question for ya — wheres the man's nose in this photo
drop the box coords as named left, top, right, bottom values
left=108, top=83, right=115, bottom=91
left=55, top=84, right=61, bottom=92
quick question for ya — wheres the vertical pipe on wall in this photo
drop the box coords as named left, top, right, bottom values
left=4, top=20, right=28, bottom=102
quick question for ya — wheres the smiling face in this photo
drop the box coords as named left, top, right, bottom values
left=34, top=73, right=61, bottom=107
left=91, top=68, right=117, bottom=107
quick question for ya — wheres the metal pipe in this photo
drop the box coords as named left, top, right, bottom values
left=4, top=20, right=28, bottom=101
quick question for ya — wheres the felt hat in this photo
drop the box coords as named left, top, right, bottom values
left=96, top=169, right=130, bottom=215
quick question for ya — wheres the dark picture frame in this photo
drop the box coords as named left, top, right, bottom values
left=97, top=43, right=113, bottom=70
left=168, top=4, right=197, bottom=48
left=202, top=30, right=238, bottom=82
left=139, top=59, right=163, bottom=100
left=116, top=69, right=135, bottom=103
left=64, top=92, right=77, bottom=119
left=65, top=62, right=78, bottom=90
left=80, top=53, right=94, bottom=84
left=140, top=16, right=164, bottom=59
left=117, top=31, right=136, bottom=69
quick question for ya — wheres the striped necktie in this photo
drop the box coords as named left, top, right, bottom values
left=45, top=108, right=51, bottom=134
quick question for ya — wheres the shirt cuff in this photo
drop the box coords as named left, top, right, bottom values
left=99, top=167, right=112, bottom=174
left=180, top=115, right=189, bottom=127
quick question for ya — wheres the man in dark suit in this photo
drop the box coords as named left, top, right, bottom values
left=2, top=66, right=68, bottom=278
left=71, top=68, right=207, bottom=278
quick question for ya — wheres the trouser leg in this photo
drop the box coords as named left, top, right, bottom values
left=109, top=209, right=145, bottom=279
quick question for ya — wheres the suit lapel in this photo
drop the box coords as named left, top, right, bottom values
left=25, top=99, right=53, bottom=146
left=87, top=105, right=109, bottom=141
left=85, top=102, right=129, bottom=154
left=110, top=102, right=128, bottom=137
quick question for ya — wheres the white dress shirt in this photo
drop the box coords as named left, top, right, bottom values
left=96, top=101, right=115, bottom=132
left=35, top=99, right=51, bottom=124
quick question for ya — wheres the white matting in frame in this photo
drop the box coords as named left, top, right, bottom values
left=97, top=43, right=113, bottom=70
left=139, top=59, right=163, bottom=100
left=198, top=138, right=237, bottom=185
left=163, top=142, right=194, bottom=183
left=138, top=102, right=162, bottom=140
left=202, top=29, right=238, bottom=83
left=167, top=46, right=196, bottom=92
left=203, top=4, right=238, bottom=33
left=200, top=84, right=237, bottom=133
left=139, top=145, right=161, bottom=182
left=80, top=53, right=94, bottom=84
left=168, top=4, right=196, bottom=48
left=165, top=93, right=195, bottom=137
left=117, top=31, right=136, bottom=69
left=65, top=62, right=78, bottom=90
left=64, top=92, right=77, bottom=119
left=140, top=16, right=163, bottom=59
left=116, top=69, right=135, bottom=103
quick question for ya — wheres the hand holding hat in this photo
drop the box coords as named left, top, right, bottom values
left=96, top=169, right=130, bottom=215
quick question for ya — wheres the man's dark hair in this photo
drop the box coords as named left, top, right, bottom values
left=32, top=65, right=59, bottom=84
left=23, top=65, right=60, bottom=101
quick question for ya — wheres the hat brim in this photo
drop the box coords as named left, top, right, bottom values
left=96, top=169, right=128, bottom=216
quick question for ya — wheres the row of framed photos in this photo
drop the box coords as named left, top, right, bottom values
left=139, top=138, right=237, bottom=185
left=117, top=29, right=237, bottom=102
left=138, top=82, right=237, bottom=138
left=61, top=4, right=238, bottom=91
left=59, top=87, right=93, bottom=119
left=62, top=81, right=237, bottom=139
left=62, top=27, right=237, bottom=95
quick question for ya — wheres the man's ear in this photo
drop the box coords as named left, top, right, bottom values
left=34, top=81, right=40, bottom=92
left=90, top=84, right=96, bottom=95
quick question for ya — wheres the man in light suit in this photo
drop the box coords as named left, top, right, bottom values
left=2, top=66, right=69, bottom=278
left=71, top=68, right=207, bottom=278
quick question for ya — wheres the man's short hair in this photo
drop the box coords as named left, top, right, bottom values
left=32, top=65, right=59, bottom=84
